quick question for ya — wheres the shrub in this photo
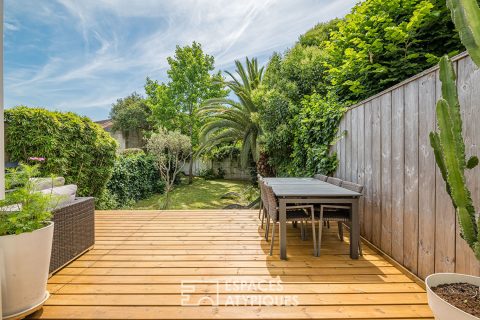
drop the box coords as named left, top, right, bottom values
left=5, top=107, right=117, bottom=197
left=120, top=148, right=145, bottom=157
left=199, top=167, right=225, bottom=180
left=103, top=153, right=165, bottom=208
left=199, top=168, right=216, bottom=180
left=95, top=189, right=119, bottom=210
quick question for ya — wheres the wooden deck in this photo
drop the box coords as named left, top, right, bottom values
left=30, top=210, right=433, bottom=319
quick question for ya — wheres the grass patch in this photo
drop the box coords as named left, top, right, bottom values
left=132, top=177, right=257, bottom=210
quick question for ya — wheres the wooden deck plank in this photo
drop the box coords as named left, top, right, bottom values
left=45, top=293, right=428, bottom=306
left=30, top=305, right=433, bottom=319
left=31, top=210, right=431, bottom=320
left=47, top=274, right=415, bottom=284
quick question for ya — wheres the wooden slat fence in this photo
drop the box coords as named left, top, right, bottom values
left=335, top=52, right=480, bottom=279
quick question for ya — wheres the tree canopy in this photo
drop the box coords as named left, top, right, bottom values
left=255, top=0, right=466, bottom=176
left=110, top=92, right=151, bottom=133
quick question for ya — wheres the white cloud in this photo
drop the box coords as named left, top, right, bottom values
left=5, top=0, right=357, bottom=120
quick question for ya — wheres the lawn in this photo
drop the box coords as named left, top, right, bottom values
left=132, top=177, right=257, bottom=210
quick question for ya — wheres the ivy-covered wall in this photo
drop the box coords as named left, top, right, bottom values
left=256, top=0, right=467, bottom=176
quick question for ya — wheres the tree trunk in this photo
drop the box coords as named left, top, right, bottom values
left=188, top=153, right=194, bottom=184
left=188, top=109, right=194, bottom=184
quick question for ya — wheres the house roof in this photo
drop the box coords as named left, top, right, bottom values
left=95, top=119, right=114, bottom=131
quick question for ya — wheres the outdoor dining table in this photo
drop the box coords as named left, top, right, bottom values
left=263, top=177, right=361, bottom=260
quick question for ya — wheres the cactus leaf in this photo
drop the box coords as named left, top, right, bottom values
left=466, top=156, right=479, bottom=169
left=475, top=242, right=480, bottom=261
left=439, top=57, right=462, bottom=131
left=430, top=131, right=452, bottom=196
left=447, top=0, right=480, bottom=67
left=436, top=96, right=477, bottom=247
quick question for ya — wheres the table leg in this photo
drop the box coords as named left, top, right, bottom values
left=279, top=198, right=287, bottom=260
left=350, top=198, right=359, bottom=259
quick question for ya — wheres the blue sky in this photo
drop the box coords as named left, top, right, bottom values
left=5, top=0, right=357, bottom=121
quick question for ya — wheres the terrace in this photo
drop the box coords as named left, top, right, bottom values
left=3, top=1, right=480, bottom=319
left=31, top=210, right=432, bottom=320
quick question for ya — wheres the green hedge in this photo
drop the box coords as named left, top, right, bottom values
left=5, top=106, right=117, bottom=197
left=101, top=153, right=165, bottom=208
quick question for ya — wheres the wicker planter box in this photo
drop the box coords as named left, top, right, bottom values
left=50, top=197, right=95, bottom=274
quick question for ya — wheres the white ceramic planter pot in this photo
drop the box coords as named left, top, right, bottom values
left=0, top=222, right=54, bottom=320
left=425, top=273, right=480, bottom=320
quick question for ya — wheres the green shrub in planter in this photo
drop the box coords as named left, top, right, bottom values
left=5, top=107, right=117, bottom=197
left=0, top=164, right=58, bottom=319
left=0, top=164, right=55, bottom=235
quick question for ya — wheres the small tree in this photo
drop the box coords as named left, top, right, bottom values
left=146, top=129, right=191, bottom=209
left=165, top=42, right=228, bottom=184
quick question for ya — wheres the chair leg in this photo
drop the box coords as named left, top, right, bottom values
left=311, top=211, right=317, bottom=256
left=327, top=221, right=330, bottom=228
left=261, top=209, right=265, bottom=229
left=258, top=201, right=262, bottom=220
left=337, top=221, right=344, bottom=241
left=265, top=215, right=270, bottom=241
left=270, top=222, right=276, bottom=256
left=300, top=221, right=305, bottom=240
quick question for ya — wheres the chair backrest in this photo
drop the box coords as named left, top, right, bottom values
left=313, top=174, right=328, bottom=182
left=327, top=177, right=342, bottom=186
left=340, top=181, right=364, bottom=194
left=259, top=179, right=269, bottom=212
left=257, top=174, right=263, bottom=189
left=264, top=184, right=278, bottom=221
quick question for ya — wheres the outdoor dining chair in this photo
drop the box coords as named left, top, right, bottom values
left=313, top=174, right=328, bottom=181
left=257, top=174, right=267, bottom=229
left=262, top=183, right=316, bottom=256
left=315, top=180, right=364, bottom=256
left=326, top=176, right=342, bottom=186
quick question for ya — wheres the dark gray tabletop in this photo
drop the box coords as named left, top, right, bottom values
left=264, top=177, right=361, bottom=197
left=263, top=177, right=320, bottom=184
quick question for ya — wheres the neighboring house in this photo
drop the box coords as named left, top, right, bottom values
left=95, top=119, right=144, bottom=151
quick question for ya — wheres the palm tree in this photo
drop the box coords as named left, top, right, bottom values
left=199, top=57, right=264, bottom=168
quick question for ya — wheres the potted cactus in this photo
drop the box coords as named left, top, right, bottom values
left=0, top=164, right=57, bottom=320
left=427, top=0, right=480, bottom=319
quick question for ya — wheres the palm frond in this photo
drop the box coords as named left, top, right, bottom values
left=198, top=56, right=264, bottom=168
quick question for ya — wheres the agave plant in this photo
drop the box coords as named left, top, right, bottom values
left=199, top=58, right=264, bottom=168
left=430, top=0, right=480, bottom=260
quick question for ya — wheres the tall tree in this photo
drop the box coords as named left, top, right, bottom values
left=110, top=92, right=151, bottom=147
left=145, top=78, right=187, bottom=132
left=147, top=42, right=227, bottom=183
left=200, top=58, right=264, bottom=168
